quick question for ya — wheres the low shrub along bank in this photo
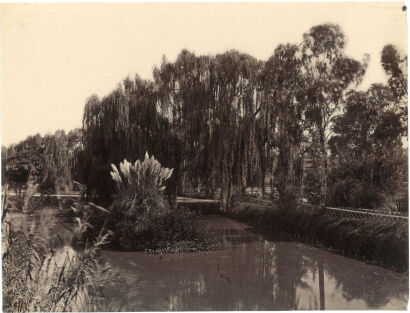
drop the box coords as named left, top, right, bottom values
left=227, top=199, right=408, bottom=272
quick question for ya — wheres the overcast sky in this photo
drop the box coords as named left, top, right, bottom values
left=1, top=2, right=407, bottom=146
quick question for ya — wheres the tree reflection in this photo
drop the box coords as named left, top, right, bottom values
left=99, top=219, right=408, bottom=311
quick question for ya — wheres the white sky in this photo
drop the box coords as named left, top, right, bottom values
left=1, top=2, right=408, bottom=146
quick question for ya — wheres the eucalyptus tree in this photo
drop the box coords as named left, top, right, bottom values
left=381, top=44, right=408, bottom=103
left=300, top=24, right=367, bottom=207
left=381, top=44, right=408, bottom=136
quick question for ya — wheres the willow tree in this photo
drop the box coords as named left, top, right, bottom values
left=81, top=77, right=174, bottom=202
left=154, top=50, right=261, bottom=205
left=154, top=51, right=216, bottom=196
left=41, top=130, right=72, bottom=194
left=301, top=24, right=367, bottom=207
left=210, top=50, right=261, bottom=210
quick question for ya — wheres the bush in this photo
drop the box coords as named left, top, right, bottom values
left=328, top=178, right=388, bottom=209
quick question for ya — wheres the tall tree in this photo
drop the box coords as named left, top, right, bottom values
left=41, top=130, right=72, bottom=194
left=260, top=44, right=305, bottom=204
left=211, top=50, right=261, bottom=210
left=301, top=24, right=367, bottom=207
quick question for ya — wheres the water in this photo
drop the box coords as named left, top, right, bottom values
left=99, top=215, right=409, bottom=311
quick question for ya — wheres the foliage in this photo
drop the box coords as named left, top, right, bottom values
left=3, top=135, right=44, bottom=194
left=2, top=195, right=115, bottom=312
left=41, top=130, right=73, bottom=194
left=5, top=24, right=406, bottom=212
left=381, top=44, right=408, bottom=102
left=3, top=130, right=78, bottom=196
left=110, top=152, right=173, bottom=216
left=105, top=153, right=222, bottom=252
left=80, top=79, right=177, bottom=203
left=328, top=83, right=407, bottom=209
left=327, top=178, right=388, bottom=209
left=116, top=208, right=223, bottom=252
left=78, top=23, right=404, bottom=212
left=301, top=23, right=367, bottom=207
left=259, top=44, right=305, bottom=203
left=228, top=198, right=408, bottom=271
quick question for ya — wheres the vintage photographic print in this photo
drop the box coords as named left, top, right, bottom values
left=1, top=2, right=408, bottom=311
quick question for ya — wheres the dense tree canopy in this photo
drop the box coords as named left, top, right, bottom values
left=3, top=131, right=79, bottom=195
left=3, top=24, right=407, bottom=211
left=74, top=24, right=409, bottom=210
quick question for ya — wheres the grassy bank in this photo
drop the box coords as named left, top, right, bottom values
left=226, top=198, right=408, bottom=272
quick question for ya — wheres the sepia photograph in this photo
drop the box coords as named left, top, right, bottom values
left=1, top=2, right=408, bottom=311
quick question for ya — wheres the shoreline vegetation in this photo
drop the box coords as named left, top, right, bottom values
left=2, top=197, right=119, bottom=312
left=225, top=197, right=408, bottom=272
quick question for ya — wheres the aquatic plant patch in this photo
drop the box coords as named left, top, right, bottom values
left=114, top=208, right=225, bottom=253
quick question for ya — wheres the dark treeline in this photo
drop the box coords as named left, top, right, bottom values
left=2, top=129, right=81, bottom=196
left=3, top=24, right=408, bottom=211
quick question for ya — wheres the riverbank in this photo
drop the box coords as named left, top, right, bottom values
left=225, top=198, right=408, bottom=272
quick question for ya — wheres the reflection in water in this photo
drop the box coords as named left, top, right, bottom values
left=318, top=261, right=325, bottom=310
left=98, top=215, right=408, bottom=311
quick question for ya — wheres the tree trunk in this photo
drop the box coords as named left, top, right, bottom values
left=220, top=163, right=229, bottom=212
left=241, top=161, right=247, bottom=196
left=206, top=165, right=216, bottom=199
left=318, top=123, right=328, bottom=208
left=275, top=117, right=297, bottom=206
left=260, top=145, right=266, bottom=198
left=318, top=261, right=326, bottom=310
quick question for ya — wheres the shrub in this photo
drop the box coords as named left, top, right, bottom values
left=327, top=178, right=388, bottom=209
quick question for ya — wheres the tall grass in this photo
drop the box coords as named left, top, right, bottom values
left=2, top=189, right=117, bottom=312
left=110, top=152, right=173, bottom=216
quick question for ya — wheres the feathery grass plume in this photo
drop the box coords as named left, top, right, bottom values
left=110, top=152, right=173, bottom=215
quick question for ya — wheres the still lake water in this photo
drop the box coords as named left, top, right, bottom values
left=98, top=215, right=408, bottom=311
